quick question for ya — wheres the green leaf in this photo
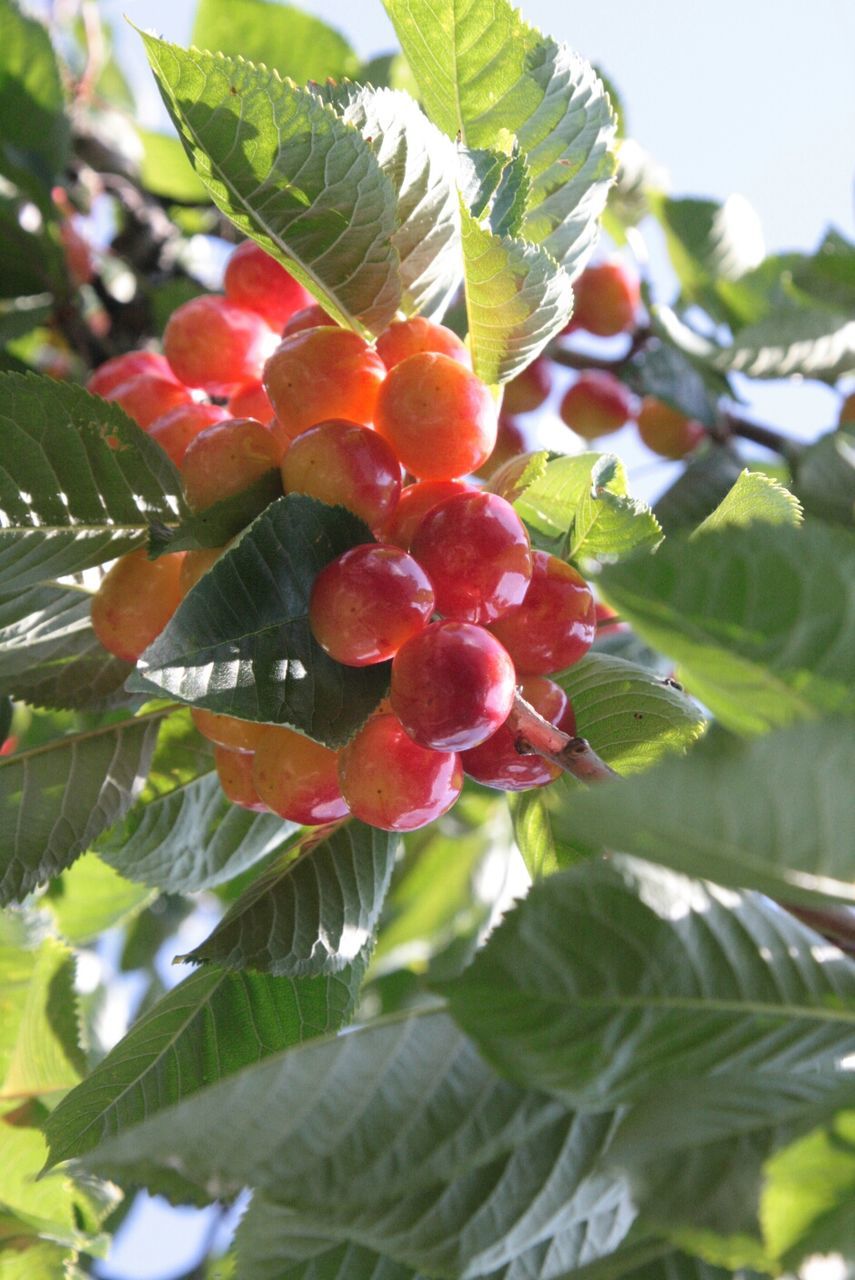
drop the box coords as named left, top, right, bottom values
left=0, top=198, right=63, bottom=296
left=44, top=855, right=154, bottom=946
left=0, top=374, right=184, bottom=595
left=0, top=583, right=137, bottom=712
left=440, top=857, right=855, bottom=1112
left=599, top=522, right=855, bottom=734
left=140, top=33, right=401, bottom=337
left=137, top=128, right=208, bottom=203
left=180, top=822, right=399, bottom=977
left=654, top=450, right=746, bottom=536
left=460, top=200, right=573, bottom=384
left=129, top=496, right=390, bottom=748
left=490, top=150, right=532, bottom=240
left=714, top=307, right=855, bottom=381
left=192, top=0, right=359, bottom=85
left=44, top=959, right=365, bottom=1169
left=96, top=771, right=293, bottom=894
left=651, top=195, right=765, bottom=304
left=0, top=928, right=84, bottom=1101
left=0, top=0, right=70, bottom=197
left=693, top=470, right=802, bottom=535
left=508, top=791, right=562, bottom=880
left=793, top=428, right=855, bottom=526
left=148, top=469, right=283, bottom=557
left=383, top=0, right=617, bottom=278
left=83, top=1009, right=637, bottom=1273
left=548, top=718, right=855, bottom=908
left=761, top=1108, right=855, bottom=1265
left=0, top=710, right=165, bottom=904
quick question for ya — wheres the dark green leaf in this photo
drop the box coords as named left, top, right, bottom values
left=192, top=0, right=359, bottom=85
left=793, top=428, right=855, bottom=526
left=0, top=693, right=11, bottom=746
left=0, top=374, right=184, bottom=594
left=148, top=469, right=283, bottom=557
left=651, top=195, right=765, bottom=304
left=0, top=0, right=70, bottom=197
left=0, top=710, right=165, bottom=904
left=0, top=198, right=64, bottom=298
left=129, top=496, right=390, bottom=748
left=714, top=307, right=855, bottom=381
left=180, top=821, right=399, bottom=977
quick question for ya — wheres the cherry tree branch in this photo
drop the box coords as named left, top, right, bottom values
left=507, top=692, right=619, bottom=784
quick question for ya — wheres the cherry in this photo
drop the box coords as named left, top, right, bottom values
left=227, top=381, right=275, bottom=424
left=376, top=317, right=470, bottom=370
left=488, top=550, right=596, bottom=675
left=595, top=601, right=623, bottom=634
left=91, top=549, right=185, bottom=662
left=309, top=544, right=434, bottom=667
left=252, top=726, right=349, bottom=824
left=338, top=712, right=462, bottom=831
left=282, top=304, right=337, bottom=336
left=104, top=374, right=193, bottom=429
left=390, top=620, right=516, bottom=751
left=839, top=391, right=855, bottom=425
left=380, top=479, right=477, bottom=550
left=476, top=416, right=530, bottom=479
left=636, top=397, right=705, bottom=459
left=192, top=708, right=266, bottom=753
left=88, top=351, right=178, bottom=398
left=215, top=745, right=270, bottom=813
left=410, top=491, right=532, bottom=623
left=461, top=676, right=577, bottom=790
left=559, top=371, right=635, bottom=440
left=281, top=420, right=402, bottom=531
left=147, top=403, right=228, bottom=466
left=375, top=352, right=497, bottom=479
left=223, top=240, right=312, bottom=331
left=164, top=295, right=278, bottom=395
left=181, top=418, right=283, bottom=511
left=264, top=328, right=386, bottom=441
left=179, top=547, right=225, bottom=596
left=501, top=358, right=552, bottom=415
left=570, top=259, right=640, bottom=337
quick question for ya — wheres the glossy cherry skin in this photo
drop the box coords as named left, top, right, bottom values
left=281, top=420, right=402, bottom=531
left=559, top=371, right=635, bottom=440
left=374, top=353, right=497, bottom=480
left=223, top=240, right=312, bottom=331
left=501, top=358, right=552, bottom=415
left=87, top=351, right=179, bottom=398
left=104, top=374, right=193, bottom=428
left=215, top=745, right=270, bottom=812
left=390, top=620, right=516, bottom=751
left=282, top=304, right=337, bottom=336
left=461, top=676, right=577, bottom=791
left=376, top=317, right=470, bottom=370
left=227, top=380, right=275, bottom=424
left=410, top=491, right=532, bottom=624
left=90, top=549, right=185, bottom=662
left=252, top=726, right=349, bottom=825
left=309, top=544, right=434, bottom=667
left=147, top=403, right=229, bottom=466
left=264, top=328, right=386, bottom=441
left=488, top=551, right=596, bottom=676
left=338, top=712, right=462, bottom=832
left=192, top=708, right=266, bottom=753
left=181, top=418, right=283, bottom=511
left=164, top=295, right=278, bottom=395
left=570, top=259, right=640, bottom=337
left=380, top=479, right=477, bottom=551
left=636, top=397, right=705, bottom=459
left=179, top=546, right=225, bottom=597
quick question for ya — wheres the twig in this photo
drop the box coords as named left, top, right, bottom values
left=715, top=410, right=804, bottom=463
left=547, top=325, right=653, bottom=373
left=780, top=903, right=855, bottom=958
left=507, top=691, right=619, bottom=783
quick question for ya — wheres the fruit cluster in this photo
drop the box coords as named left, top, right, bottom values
left=87, top=239, right=603, bottom=832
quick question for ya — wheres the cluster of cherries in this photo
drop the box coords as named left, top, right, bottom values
left=87, top=239, right=605, bottom=832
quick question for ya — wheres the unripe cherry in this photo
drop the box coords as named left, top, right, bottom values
left=264, top=328, right=386, bottom=441
left=559, top=371, right=635, bottom=440
left=410, top=491, right=532, bottom=623
left=375, top=352, right=497, bottom=479
left=501, top=358, right=552, bottom=415
left=215, top=745, right=269, bottom=813
left=636, top=396, right=705, bottom=459
left=461, top=676, right=577, bottom=790
left=309, top=544, right=434, bottom=667
left=390, top=620, right=516, bottom=751
left=181, top=418, right=283, bottom=511
left=147, top=402, right=229, bottom=466
left=223, top=240, right=312, bottom=331
left=488, top=550, right=596, bottom=675
left=281, top=420, right=402, bottom=531
left=192, top=708, right=266, bottom=753
left=164, top=295, right=278, bottom=395
left=104, top=374, right=193, bottom=429
left=376, top=317, right=470, bottom=370
left=91, top=549, right=185, bottom=662
left=571, top=259, right=640, bottom=337
left=88, top=351, right=178, bottom=398
left=338, top=712, right=462, bottom=831
left=252, top=725, right=349, bottom=824
left=380, top=479, right=477, bottom=550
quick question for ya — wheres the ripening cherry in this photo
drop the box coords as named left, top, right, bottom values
left=227, top=380, right=275, bottom=424
left=91, top=548, right=185, bottom=662
left=380, top=479, right=476, bottom=550
left=375, top=353, right=497, bottom=479
left=595, top=601, right=623, bottom=634
left=223, top=240, right=312, bottom=331
left=104, top=373, right=193, bottom=428
left=281, top=421, right=402, bottom=531
left=390, top=620, right=516, bottom=751
left=309, top=544, right=434, bottom=667
left=570, top=259, right=641, bottom=337
left=179, top=546, right=225, bottom=596
left=636, top=396, right=705, bottom=459
left=475, top=416, right=530, bottom=479
left=410, top=491, right=532, bottom=624
left=488, top=551, right=596, bottom=675
left=501, top=358, right=552, bottom=415
left=215, top=745, right=270, bottom=812
left=375, top=317, right=470, bottom=371
left=282, top=304, right=338, bottom=337
left=88, top=351, right=178, bottom=398
left=338, top=712, right=462, bottom=831
left=182, top=418, right=283, bottom=511
left=839, top=391, right=855, bottom=424
left=252, top=725, right=349, bottom=824
left=192, top=707, right=266, bottom=753
left=147, top=403, right=229, bottom=466
left=461, top=676, right=577, bottom=790
left=559, top=371, right=635, bottom=440
left=264, top=328, right=386, bottom=441
left=164, top=295, right=278, bottom=395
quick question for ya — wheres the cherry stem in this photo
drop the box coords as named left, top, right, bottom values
left=508, top=691, right=619, bottom=784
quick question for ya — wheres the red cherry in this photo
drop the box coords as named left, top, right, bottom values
left=282, top=304, right=338, bottom=336
left=224, top=240, right=312, bottom=331
left=636, top=397, right=705, bottom=459
left=488, top=551, right=596, bottom=675
left=104, top=374, right=193, bottom=429
left=147, top=403, right=229, bottom=466
left=227, top=381, right=275, bottom=424
left=181, top=418, right=283, bottom=511
left=215, top=745, right=270, bottom=812
left=91, top=549, right=185, bottom=662
left=571, top=259, right=640, bottom=337
left=87, top=351, right=178, bottom=398
left=501, top=359, right=552, bottom=415
left=376, top=317, right=470, bottom=370
left=192, top=708, right=266, bottom=753
left=281, top=420, right=402, bottom=531
left=338, top=712, right=462, bottom=831
left=461, top=676, right=577, bottom=790
left=252, top=725, right=349, bottom=825
left=264, top=328, right=386, bottom=441
left=380, top=479, right=477, bottom=551
left=164, top=295, right=278, bottom=395
left=559, top=371, right=635, bottom=440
